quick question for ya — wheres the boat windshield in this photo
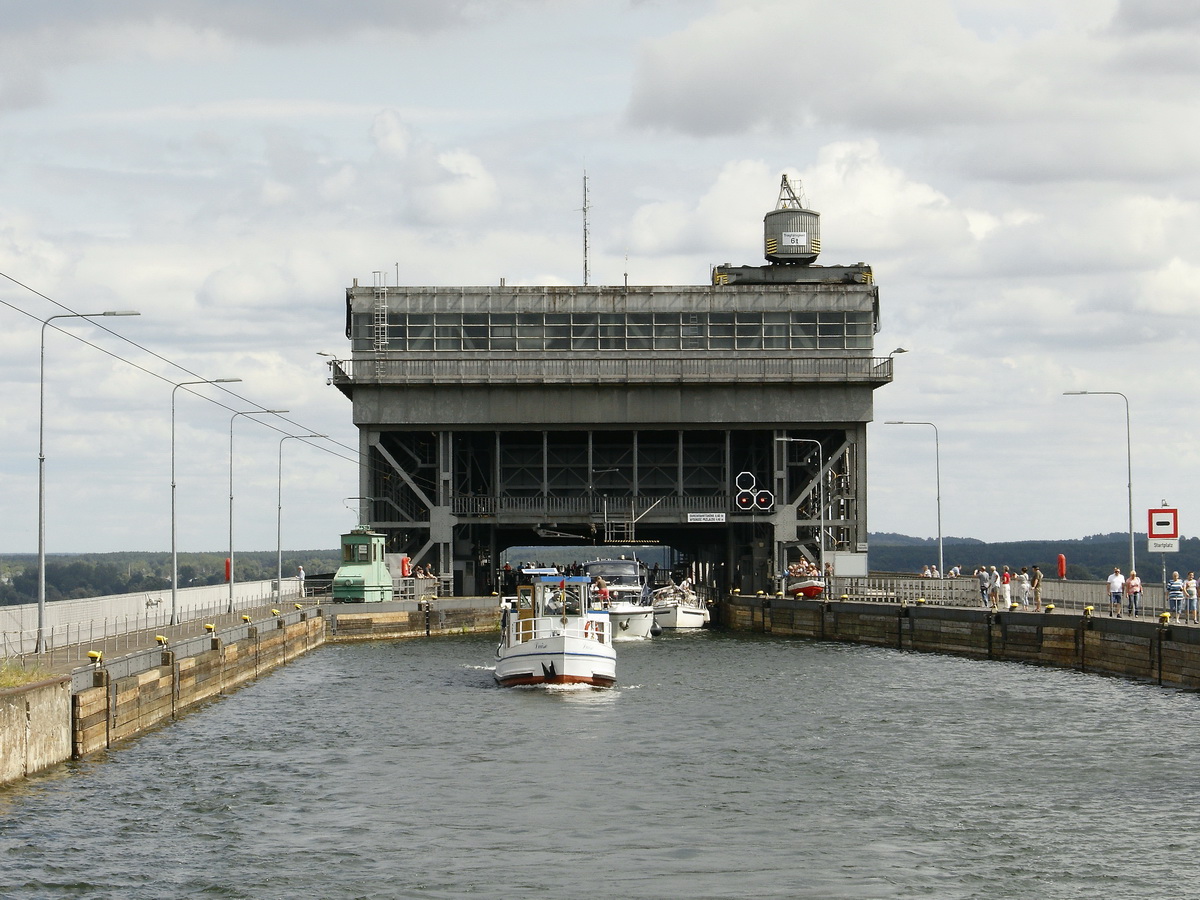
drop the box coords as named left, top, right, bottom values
left=584, top=561, right=642, bottom=584
left=537, top=580, right=586, bottom=616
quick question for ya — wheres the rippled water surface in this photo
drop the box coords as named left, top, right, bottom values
left=3, top=631, right=1199, bottom=899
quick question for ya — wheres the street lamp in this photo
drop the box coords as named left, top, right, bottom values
left=1063, top=390, right=1134, bottom=575
left=37, top=310, right=140, bottom=652
left=171, top=378, right=241, bottom=625
left=277, top=434, right=325, bottom=600
left=775, top=437, right=826, bottom=586
left=229, top=409, right=288, bottom=613
left=885, top=421, right=942, bottom=577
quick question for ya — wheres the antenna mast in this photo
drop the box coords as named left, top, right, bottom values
left=582, top=171, right=590, bottom=286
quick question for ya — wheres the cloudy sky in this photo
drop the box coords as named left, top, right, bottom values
left=2, top=0, right=1197, bottom=557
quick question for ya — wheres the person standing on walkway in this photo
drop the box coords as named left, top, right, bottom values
left=1018, top=567, right=1032, bottom=610
left=988, top=566, right=1001, bottom=609
left=1186, top=572, right=1199, bottom=624
left=1107, top=567, right=1125, bottom=617
left=976, top=566, right=990, bottom=607
left=1001, top=566, right=1013, bottom=608
left=1124, top=570, right=1143, bottom=616
left=1167, top=571, right=1185, bottom=619
left=1031, top=565, right=1043, bottom=611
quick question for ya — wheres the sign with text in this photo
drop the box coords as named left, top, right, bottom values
left=688, top=512, right=726, bottom=523
left=1149, top=538, right=1180, bottom=553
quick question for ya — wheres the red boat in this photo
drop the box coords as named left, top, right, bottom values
left=787, top=578, right=825, bottom=599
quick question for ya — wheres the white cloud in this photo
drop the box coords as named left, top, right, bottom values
left=409, top=149, right=499, bottom=225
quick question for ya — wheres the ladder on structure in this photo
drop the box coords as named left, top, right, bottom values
left=372, top=275, right=388, bottom=378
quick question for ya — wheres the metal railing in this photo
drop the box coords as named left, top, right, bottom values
left=499, top=614, right=608, bottom=648
left=1, top=579, right=305, bottom=662
left=334, top=355, right=893, bottom=386
left=828, top=574, right=1173, bottom=618
left=451, top=494, right=731, bottom=517
left=68, top=606, right=315, bottom=692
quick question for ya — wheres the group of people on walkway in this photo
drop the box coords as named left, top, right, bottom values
left=1105, top=567, right=1145, bottom=617
left=972, top=564, right=1044, bottom=611
left=1163, top=571, right=1200, bottom=623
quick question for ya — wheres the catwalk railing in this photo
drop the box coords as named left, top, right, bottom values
left=332, top=355, right=895, bottom=386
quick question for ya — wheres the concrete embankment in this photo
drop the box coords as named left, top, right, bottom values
left=0, top=676, right=72, bottom=783
left=723, top=594, right=1200, bottom=687
left=2, top=599, right=501, bottom=785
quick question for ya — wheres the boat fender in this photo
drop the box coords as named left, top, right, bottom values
left=650, top=621, right=663, bottom=637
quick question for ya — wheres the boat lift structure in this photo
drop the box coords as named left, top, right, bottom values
left=326, top=178, right=895, bottom=596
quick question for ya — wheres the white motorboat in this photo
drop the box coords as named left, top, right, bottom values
left=494, top=575, right=616, bottom=688
left=583, top=558, right=656, bottom=640
left=652, top=581, right=710, bottom=630
left=603, top=600, right=656, bottom=641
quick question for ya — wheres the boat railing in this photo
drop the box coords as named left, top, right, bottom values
left=504, top=615, right=609, bottom=647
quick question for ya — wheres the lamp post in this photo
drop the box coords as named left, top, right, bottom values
left=37, top=310, right=140, bottom=652
left=171, top=378, right=241, bottom=625
left=884, top=421, right=942, bottom=577
left=345, top=497, right=375, bottom=528
left=775, top=437, right=825, bottom=586
left=277, top=434, right=325, bottom=601
left=229, top=409, right=288, bottom=613
left=1063, top=390, right=1134, bottom=575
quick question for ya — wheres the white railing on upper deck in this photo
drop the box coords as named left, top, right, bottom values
left=501, top=615, right=609, bottom=648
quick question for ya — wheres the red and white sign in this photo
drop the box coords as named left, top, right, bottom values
left=1148, top=508, right=1179, bottom=539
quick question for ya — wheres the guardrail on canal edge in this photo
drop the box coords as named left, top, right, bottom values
left=0, top=595, right=503, bottom=786
left=721, top=575, right=1200, bottom=690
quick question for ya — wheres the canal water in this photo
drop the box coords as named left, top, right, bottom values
left=2, top=631, right=1198, bottom=899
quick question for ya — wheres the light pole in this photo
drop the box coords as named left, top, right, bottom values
left=885, top=421, right=942, bottom=577
left=775, top=437, right=825, bottom=586
left=229, top=409, right=288, bottom=614
left=1063, top=390, right=1134, bottom=575
left=277, top=434, right=325, bottom=601
left=37, top=310, right=140, bottom=652
left=171, top=378, right=241, bottom=625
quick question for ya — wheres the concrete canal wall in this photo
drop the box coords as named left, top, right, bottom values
left=2, top=598, right=503, bottom=785
left=0, top=677, right=72, bottom=782
left=326, top=597, right=499, bottom=641
left=72, top=614, right=327, bottom=759
left=723, top=595, right=1200, bottom=687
